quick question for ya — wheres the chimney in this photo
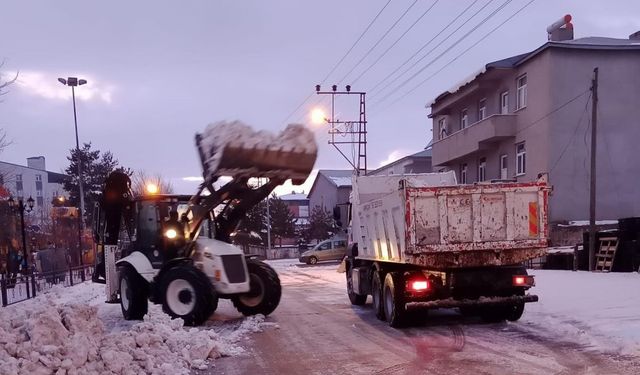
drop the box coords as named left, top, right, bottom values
left=27, top=156, right=46, bottom=170
left=629, top=31, right=640, bottom=40
left=547, top=14, right=574, bottom=41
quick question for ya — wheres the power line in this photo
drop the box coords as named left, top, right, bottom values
left=350, top=0, right=440, bottom=86
left=337, top=0, right=420, bottom=85
left=375, top=0, right=513, bottom=106
left=516, top=88, right=590, bottom=136
left=368, top=0, right=486, bottom=96
left=550, top=91, right=592, bottom=173
left=280, top=0, right=393, bottom=124
left=381, top=0, right=535, bottom=109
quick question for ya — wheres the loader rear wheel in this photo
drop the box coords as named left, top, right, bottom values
left=232, top=259, right=281, bottom=316
left=119, top=265, right=148, bottom=320
left=383, top=272, right=408, bottom=328
left=371, top=270, right=385, bottom=321
left=160, top=264, right=218, bottom=326
left=346, top=263, right=367, bottom=306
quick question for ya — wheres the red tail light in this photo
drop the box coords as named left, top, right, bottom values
left=513, top=275, right=535, bottom=287
left=410, top=280, right=429, bottom=291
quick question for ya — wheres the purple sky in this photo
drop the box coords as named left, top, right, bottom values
left=1, top=0, right=639, bottom=195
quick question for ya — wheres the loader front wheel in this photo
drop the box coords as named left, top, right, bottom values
left=232, top=259, right=281, bottom=316
left=160, top=264, right=218, bottom=326
left=119, top=265, right=148, bottom=320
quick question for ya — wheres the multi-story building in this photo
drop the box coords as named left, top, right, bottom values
left=307, top=170, right=353, bottom=231
left=0, top=156, right=68, bottom=222
left=429, top=29, right=640, bottom=223
left=279, top=192, right=310, bottom=246
left=369, top=148, right=432, bottom=176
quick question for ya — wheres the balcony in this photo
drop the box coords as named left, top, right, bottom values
left=432, top=114, right=516, bottom=166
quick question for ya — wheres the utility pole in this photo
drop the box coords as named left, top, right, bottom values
left=588, top=67, right=599, bottom=271
left=315, top=84, right=368, bottom=175
left=266, top=193, right=271, bottom=251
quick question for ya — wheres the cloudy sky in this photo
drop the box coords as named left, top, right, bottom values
left=1, top=0, right=639, bottom=195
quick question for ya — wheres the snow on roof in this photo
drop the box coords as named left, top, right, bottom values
left=279, top=192, right=308, bottom=200
left=317, top=170, right=353, bottom=187
left=329, top=176, right=352, bottom=187
left=557, top=220, right=618, bottom=227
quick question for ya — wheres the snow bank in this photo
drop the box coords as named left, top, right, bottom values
left=0, top=282, right=275, bottom=374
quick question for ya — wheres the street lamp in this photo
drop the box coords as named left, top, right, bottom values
left=58, top=76, right=87, bottom=266
left=7, top=196, right=35, bottom=298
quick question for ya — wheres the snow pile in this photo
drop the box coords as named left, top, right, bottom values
left=0, top=283, right=274, bottom=374
left=197, top=120, right=317, bottom=177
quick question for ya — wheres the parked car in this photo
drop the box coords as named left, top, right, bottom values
left=299, top=238, right=348, bottom=265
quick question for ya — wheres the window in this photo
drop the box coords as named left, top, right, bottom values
left=478, top=158, right=486, bottom=182
left=500, top=91, right=509, bottom=114
left=36, top=190, right=42, bottom=197
left=37, top=196, right=43, bottom=207
left=438, top=118, right=448, bottom=139
left=460, top=164, right=468, bottom=184
left=478, top=99, right=486, bottom=121
left=460, top=109, right=468, bottom=129
left=16, top=174, right=22, bottom=181
left=500, top=155, right=508, bottom=179
left=0, top=174, right=3, bottom=185
left=35, top=174, right=42, bottom=182
left=333, top=240, right=346, bottom=248
left=318, top=241, right=331, bottom=250
left=516, top=75, right=527, bottom=109
left=516, top=142, right=526, bottom=175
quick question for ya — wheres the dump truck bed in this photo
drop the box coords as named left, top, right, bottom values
left=351, top=172, right=550, bottom=269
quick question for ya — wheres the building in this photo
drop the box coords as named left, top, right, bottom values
left=307, top=170, right=353, bottom=230
left=278, top=192, right=310, bottom=246
left=429, top=27, right=640, bottom=223
left=368, top=148, right=433, bottom=176
left=0, top=156, right=68, bottom=221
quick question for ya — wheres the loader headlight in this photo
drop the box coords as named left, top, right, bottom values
left=165, top=229, right=178, bottom=239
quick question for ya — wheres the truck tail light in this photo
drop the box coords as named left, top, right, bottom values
left=513, top=275, right=535, bottom=287
left=409, top=280, right=429, bottom=291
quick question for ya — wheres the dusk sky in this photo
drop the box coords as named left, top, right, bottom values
left=1, top=0, right=639, bottom=195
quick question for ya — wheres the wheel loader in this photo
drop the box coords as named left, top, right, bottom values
left=91, top=122, right=317, bottom=325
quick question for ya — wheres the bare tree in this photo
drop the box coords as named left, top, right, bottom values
left=0, top=62, right=17, bottom=100
left=131, top=170, right=174, bottom=196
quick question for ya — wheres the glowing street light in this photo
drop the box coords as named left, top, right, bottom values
left=310, top=108, right=327, bottom=125
left=146, top=183, right=159, bottom=194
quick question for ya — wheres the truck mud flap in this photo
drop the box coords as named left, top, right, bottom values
left=406, top=294, right=538, bottom=310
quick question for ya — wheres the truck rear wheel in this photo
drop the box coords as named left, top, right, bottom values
left=346, top=265, right=367, bottom=306
left=383, top=272, right=408, bottom=328
left=505, top=302, right=525, bottom=321
left=160, top=264, right=218, bottom=326
left=119, top=265, right=148, bottom=320
left=371, top=270, right=385, bottom=320
left=232, top=259, right=281, bottom=316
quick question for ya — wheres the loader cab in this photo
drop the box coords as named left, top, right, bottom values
left=131, top=194, right=193, bottom=268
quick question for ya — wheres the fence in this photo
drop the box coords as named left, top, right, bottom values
left=1, top=265, right=95, bottom=307
left=244, top=245, right=302, bottom=260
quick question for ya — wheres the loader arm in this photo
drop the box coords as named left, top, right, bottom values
left=183, top=177, right=283, bottom=243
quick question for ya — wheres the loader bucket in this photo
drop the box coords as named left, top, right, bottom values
left=196, top=121, right=317, bottom=185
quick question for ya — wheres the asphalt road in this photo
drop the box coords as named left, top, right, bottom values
left=204, top=262, right=639, bottom=375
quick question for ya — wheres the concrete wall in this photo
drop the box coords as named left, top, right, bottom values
left=548, top=48, right=640, bottom=221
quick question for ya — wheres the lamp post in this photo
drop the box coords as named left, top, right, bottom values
left=58, top=77, right=87, bottom=266
left=8, top=196, right=34, bottom=298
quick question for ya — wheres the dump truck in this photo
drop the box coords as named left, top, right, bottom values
left=92, top=121, right=317, bottom=325
left=343, top=172, right=550, bottom=327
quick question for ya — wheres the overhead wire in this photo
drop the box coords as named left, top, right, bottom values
left=550, top=91, right=592, bottom=173
left=374, top=0, right=514, bottom=107
left=369, top=0, right=489, bottom=97
left=337, top=0, right=420, bottom=85
left=379, top=0, right=536, bottom=110
left=350, top=0, right=440, bottom=86
left=280, top=0, right=393, bottom=124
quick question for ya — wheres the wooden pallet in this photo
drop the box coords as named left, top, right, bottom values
left=594, top=237, right=618, bottom=272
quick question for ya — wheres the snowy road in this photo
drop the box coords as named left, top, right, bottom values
left=210, top=260, right=640, bottom=375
